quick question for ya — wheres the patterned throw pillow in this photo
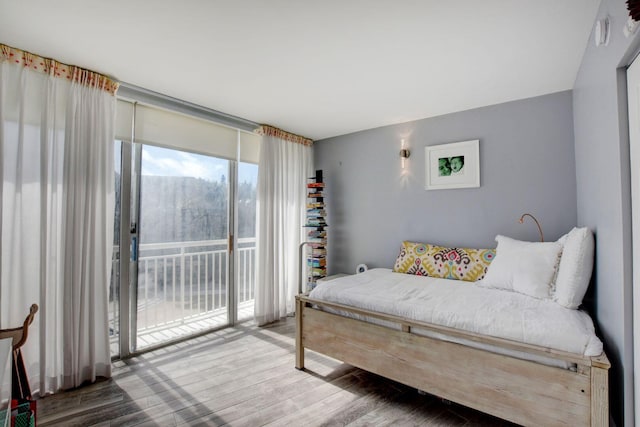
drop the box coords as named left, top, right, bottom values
left=392, top=241, right=496, bottom=282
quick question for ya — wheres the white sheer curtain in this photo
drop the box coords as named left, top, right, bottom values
left=0, top=45, right=116, bottom=395
left=255, top=126, right=313, bottom=325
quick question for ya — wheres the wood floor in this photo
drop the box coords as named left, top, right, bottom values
left=36, top=318, right=516, bottom=426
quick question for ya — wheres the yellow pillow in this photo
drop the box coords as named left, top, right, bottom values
left=392, top=241, right=496, bottom=282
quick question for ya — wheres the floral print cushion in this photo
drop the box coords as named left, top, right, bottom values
left=392, top=241, right=496, bottom=282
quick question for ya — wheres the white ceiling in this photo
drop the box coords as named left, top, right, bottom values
left=0, top=0, right=600, bottom=141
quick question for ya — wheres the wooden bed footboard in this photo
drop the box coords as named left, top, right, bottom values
left=295, top=295, right=610, bottom=427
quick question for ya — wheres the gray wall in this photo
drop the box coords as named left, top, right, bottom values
left=314, top=91, right=577, bottom=276
left=313, top=2, right=640, bottom=423
left=573, top=1, right=640, bottom=425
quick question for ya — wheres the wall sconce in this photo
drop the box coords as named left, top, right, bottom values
left=518, top=213, right=544, bottom=242
left=400, top=139, right=410, bottom=168
left=594, top=16, right=610, bottom=46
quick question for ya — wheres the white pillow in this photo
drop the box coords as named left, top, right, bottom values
left=554, top=227, right=595, bottom=309
left=479, top=235, right=563, bottom=299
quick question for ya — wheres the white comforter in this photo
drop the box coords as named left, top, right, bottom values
left=308, top=268, right=603, bottom=357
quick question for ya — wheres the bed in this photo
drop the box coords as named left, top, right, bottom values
left=295, top=231, right=610, bottom=426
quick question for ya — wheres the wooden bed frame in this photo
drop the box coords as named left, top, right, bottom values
left=295, top=294, right=610, bottom=427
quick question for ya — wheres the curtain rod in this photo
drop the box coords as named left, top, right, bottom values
left=117, top=82, right=260, bottom=133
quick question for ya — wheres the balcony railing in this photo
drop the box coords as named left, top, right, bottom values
left=110, top=237, right=256, bottom=350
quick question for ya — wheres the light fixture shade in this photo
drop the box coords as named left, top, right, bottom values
left=594, top=17, right=610, bottom=47
left=399, top=149, right=410, bottom=158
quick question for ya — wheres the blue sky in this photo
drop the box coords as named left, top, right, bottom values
left=115, top=142, right=257, bottom=184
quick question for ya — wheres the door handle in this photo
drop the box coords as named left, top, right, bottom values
left=131, top=236, right=138, bottom=261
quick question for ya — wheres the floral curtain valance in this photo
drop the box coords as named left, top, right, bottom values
left=1, top=44, right=119, bottom=95
left=256, top=124, right=313, bottom=146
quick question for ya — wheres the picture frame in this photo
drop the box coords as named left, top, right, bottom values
left=425, top=139, right=480, bottom=190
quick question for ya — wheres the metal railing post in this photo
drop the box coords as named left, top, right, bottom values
left=180, top=246, right=185, bottom=323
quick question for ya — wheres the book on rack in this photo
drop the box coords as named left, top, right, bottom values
left=307, top=182, right=325, bottom=188
left=311, top=267, right=327, bottom=276
left=307, top=238, right=327, bottom=245
left=306, top=216, right=325, bottom=223
left=307, top=231, right=326, bottom=238
left=306, top=208, right=326, bottom=215
left=307, top=191, right=324, bottom=198
left=307, top=202, right=324, bottom=209
left=306, top=213, right=326, bottom=219
left=306, top=223, right=327, bottom=230
left=307, top=258, right=327, bottom=267
left=306, top=222, right=327, bottom=227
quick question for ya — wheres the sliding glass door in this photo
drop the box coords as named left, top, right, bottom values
left=133, top=145, right=231, bottom=350
left=109, top=98, right=260, bottom=358
left=110, top=142, right=258, bottom=357
left=236, top=162, right=258, bottom=322
left=109, top=141, right=122, bottom=356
